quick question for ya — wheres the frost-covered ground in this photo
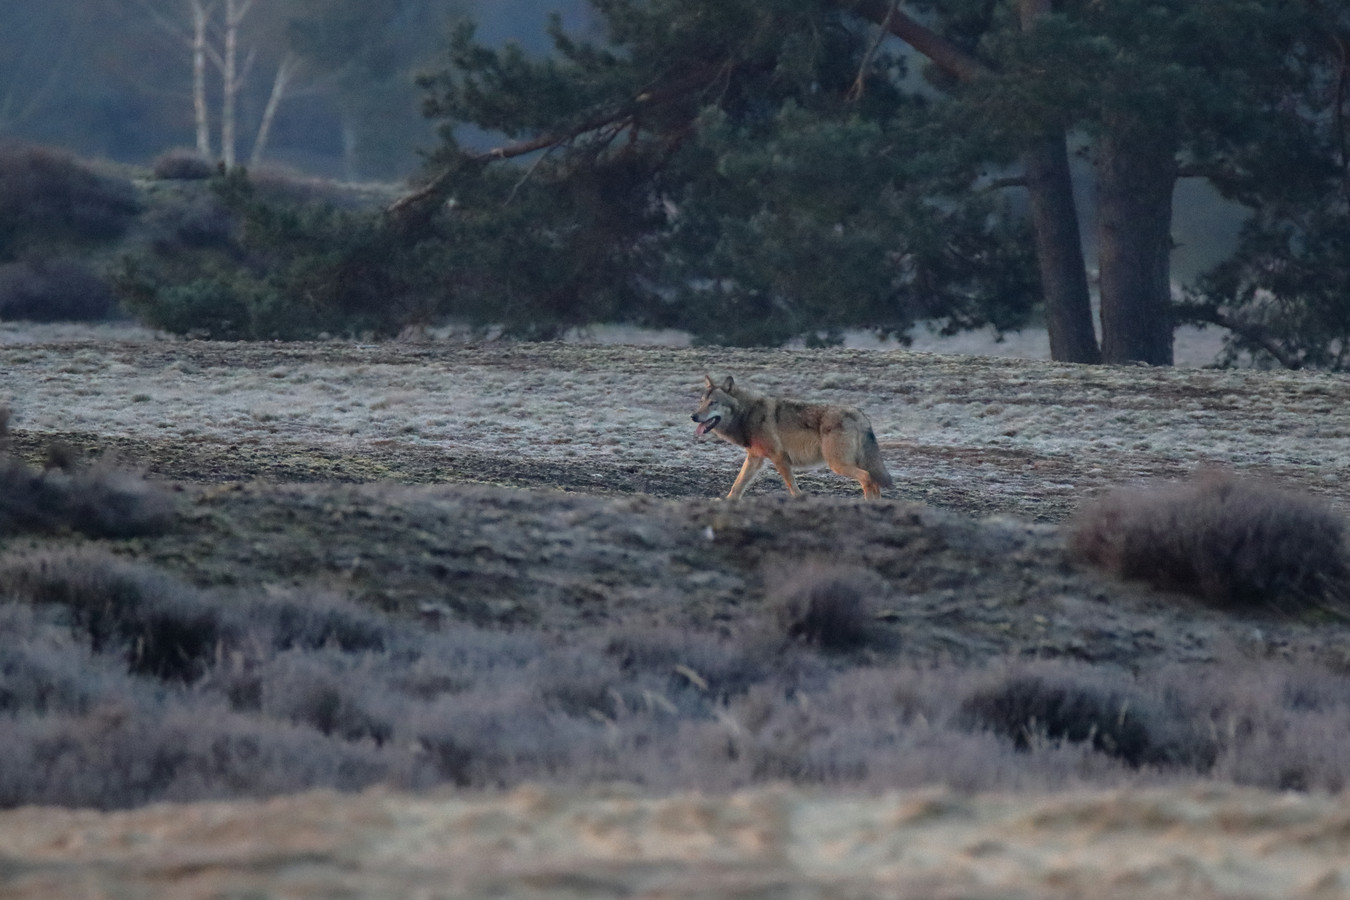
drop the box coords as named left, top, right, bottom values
left=8, top=323, right=1350, bottom=899
left=2, top=323, right=1344, bottom=520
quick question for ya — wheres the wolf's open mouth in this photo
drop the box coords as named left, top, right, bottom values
left=695, top=415, right=720, bottom=437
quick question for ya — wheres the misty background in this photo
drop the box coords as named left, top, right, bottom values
left=0, top=1, right=596, bottom=180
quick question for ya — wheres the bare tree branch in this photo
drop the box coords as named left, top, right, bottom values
left=849, top=0, right=990, bottom=83
left=1176, top=302, right=1304, bottom=369
left=847, top=0, right=898, bottom=103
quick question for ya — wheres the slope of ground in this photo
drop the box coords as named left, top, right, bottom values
left=3, top=333, right=1350, bottom=897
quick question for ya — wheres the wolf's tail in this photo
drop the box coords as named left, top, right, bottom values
left=863, top=428, right=894, bottom=489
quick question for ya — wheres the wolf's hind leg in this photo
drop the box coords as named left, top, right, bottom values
left=827, top=461, right=883, bottom=499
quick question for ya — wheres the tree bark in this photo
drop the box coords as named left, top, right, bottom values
left=1095, top=119, right=1177, bottom=365
left=221, top=0, right=239, bottom=168
left=220, top=0, right=255, bottom=169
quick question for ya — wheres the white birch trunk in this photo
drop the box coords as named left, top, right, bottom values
left=249, top=51, right=298, bottom=168
left=220, top=0, right=255, bottom=169
left=221, top=0, right=238, bottom=167
left=190, top=0, right=212, bottom=157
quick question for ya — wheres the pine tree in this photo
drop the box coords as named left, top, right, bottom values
left=395, top=0, right=1038, bottom=344
left=396, top=0, right=1346, bottom=360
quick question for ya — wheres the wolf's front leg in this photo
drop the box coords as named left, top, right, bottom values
left=726, top=453, right=766, bottom=499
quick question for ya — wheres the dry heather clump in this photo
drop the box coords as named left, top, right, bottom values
left=0, top=141, right=139, bottom=245
left=768, top=562, right=881, bottom=651
left=959, top=671, right=1215, bottom=769
left=150, top=147, right=214, bottom=181
left=0, top=438, right=174, bottom=538
left=1069, top=472, right=1350, bottom=613
left=0, top=548, right=222, bottom=682
left=0, top=257, right=114, bottom=322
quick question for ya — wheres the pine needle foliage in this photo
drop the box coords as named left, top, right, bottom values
left=410, top=0, right=1040, bottom=345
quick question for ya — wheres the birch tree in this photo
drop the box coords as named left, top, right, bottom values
left=138, top=0, right=300, bottom=168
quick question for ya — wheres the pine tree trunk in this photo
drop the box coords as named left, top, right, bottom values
left=1022, top=135, right=1099, bottom=363
left=1095, top=119, right=1177, bottom=365
left=1016, top=0, right=1098, bottom=364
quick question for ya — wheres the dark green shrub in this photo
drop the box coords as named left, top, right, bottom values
left=116, top=170, right=428, bottom=340
left=117, top=272, right=249, bottom=339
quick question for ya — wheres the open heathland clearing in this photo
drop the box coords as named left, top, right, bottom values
left=3, top=333, right=1350, bottom=897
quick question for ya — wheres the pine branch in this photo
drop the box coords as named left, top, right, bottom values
left=847, top=0, right=898, bottom=103
left=386, top=65, right=723, bottom=229
left=1175, top=301, right=1304, bottom=370
left=849, top=0, right=990, bottom=83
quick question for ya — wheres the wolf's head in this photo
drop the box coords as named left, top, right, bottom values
left=691, top=374, right=736, bottom=438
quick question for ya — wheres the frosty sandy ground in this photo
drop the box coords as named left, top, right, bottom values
left=0, top=321, right=1345, bottom=520
left=5, top=783, right=1350, bottom=899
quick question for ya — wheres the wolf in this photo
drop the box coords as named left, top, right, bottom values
left=690, top=374, right=894, bottom=500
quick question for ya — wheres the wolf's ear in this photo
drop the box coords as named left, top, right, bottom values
left=703, top=374, right=715, bottom=390
left=721, top=376, right=734, bottom=393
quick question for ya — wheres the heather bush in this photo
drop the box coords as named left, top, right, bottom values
left=959, top=669, right=1216, bottom=769
left=768, top=563, right=884, bottom=652
left=150, top=148, right=214, bottom=181
left=0, top=257, right=115, bottom=322
left=0, top=550, right=220, bottom=682
left=143, top=191, right=235, bottom=252
left=0, top=453, right=174, bottom=538
left=1069, top=472, right=1350, bottom=613
left=6, top=547, right=1350, bottom=807
left=0, top=142, right=139, bottom=258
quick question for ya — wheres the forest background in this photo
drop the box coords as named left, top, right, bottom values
left=2, top=1, right=1348, bottom=368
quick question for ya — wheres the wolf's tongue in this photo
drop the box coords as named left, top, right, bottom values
left=695, top=420, right=711, bottom=437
